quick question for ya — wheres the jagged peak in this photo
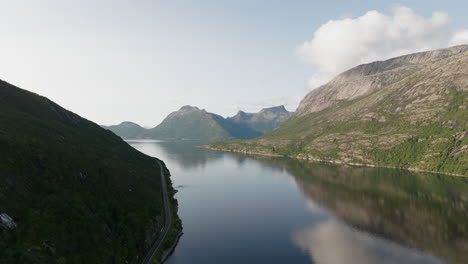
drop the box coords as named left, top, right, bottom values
left=259, top=105, right=288, bottom=113
left=235, top=110, right=253, bottom=116
left=230, top=110, right=253, bottom=121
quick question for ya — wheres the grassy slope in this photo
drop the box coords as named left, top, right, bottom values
left=209, top=54, right=468, bottom=175
left=247, top=121, right=282, bottom=134
left=145, top=111, right=233, bottom=142
left=0, top=80, right=179, bottom=263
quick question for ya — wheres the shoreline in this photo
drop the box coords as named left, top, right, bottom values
left=160, top=231, right=183, bottom=263
left=204, top=146, right=467, bottom=177
left=141, top=161, right=182, bottom=264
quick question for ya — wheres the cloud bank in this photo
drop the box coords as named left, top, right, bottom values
left=297, top=5, right=468, bottom=89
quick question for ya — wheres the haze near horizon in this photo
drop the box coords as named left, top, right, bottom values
left=0, top=0, right=467, bottom=127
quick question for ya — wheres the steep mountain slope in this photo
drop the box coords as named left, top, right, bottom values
left=228, top=105, right=293, bottom=134
left=102, top=121, right=146, bottom=139
left=0, top=80, right=180, bottom=263
left=296, top=45, right=468, bottom=115
left=209, top=45, right=468, bottom=175
left=209, top=112, right=262, bottom=140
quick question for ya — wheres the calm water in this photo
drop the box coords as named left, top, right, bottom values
left=127, top=140, right=468, bottom=264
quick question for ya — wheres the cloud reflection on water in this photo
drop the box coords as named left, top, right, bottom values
left=292, top=217, right=444, bottom=264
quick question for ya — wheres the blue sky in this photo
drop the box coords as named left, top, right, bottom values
left=0, top=0, right=467, bottom=126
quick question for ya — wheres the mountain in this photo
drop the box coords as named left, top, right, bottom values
left=105, top=105, right=292, bottom=142
left=101, top=121, right=146, bottom=139
left=0, top=80, right=180, bottom=263
left=208, top=45, right=468, bottom=176
left=144, top=105, right=260, bottom=142
left=228, top=105, right=293, bottom=134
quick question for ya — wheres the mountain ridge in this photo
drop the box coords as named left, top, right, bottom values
left=208, top=45, right=468, bottom=176
left=227, top=105, right=293, bottom=134
left=101, top=121, right=146, bottom=139
left=0, top=79, right=181, bottom=263
left=104, top=105, right=292, bottom=142
left=296, top=44, right=468, bottom=116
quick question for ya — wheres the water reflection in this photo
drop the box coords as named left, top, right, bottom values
left=293, top=219, right=442, bottom=264
left=128, top=141, right=468, bottom=264
left=127, top=140, right=223, bottom=170
left=260, top=157, right=468, bottom=264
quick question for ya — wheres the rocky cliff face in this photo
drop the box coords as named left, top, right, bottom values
left=229, top=111, right=254, bottom=123
left=296, top=45, right=468, bottom=116
left=228, top=105, right=293, bottom=134
left=210, top=45, right=468, bottom=175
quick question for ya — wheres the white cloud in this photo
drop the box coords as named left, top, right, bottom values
left=297, top=5, right=468, bottom=89
left=306, top=73, right=334, bottom=90
left=450, top=29, right=468, bottom=45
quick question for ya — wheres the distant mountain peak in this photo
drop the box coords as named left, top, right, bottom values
left=227, top=105, right=292, bottom=134
left=233, top=110, right=253, bottom=118
left=105, top=105, right=292, bottom=141
left=179, top=105, right=201, bottom=111
left=259, top=105, right=288, bottom=113
left=102, top=121, right=145, bottom=139
left=173, top=105, right=207, bottom=116
left=119, top=121, right=141, bottom=126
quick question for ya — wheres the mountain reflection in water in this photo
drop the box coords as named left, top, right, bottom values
left=127, top=140, right=223, bottom=170
left=263, top=158, right=468, bottom=264
left=128, top=140, right=467, bottom=264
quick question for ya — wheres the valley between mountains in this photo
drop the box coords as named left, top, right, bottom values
left=2, top=3, right=468, bottom=264
left=103, top=105, right=292, bottom=142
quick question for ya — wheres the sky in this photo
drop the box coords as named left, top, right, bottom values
left=0, top=0, right=467, bottom=127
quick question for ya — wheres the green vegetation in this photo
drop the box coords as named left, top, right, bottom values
left=150, top=166, right=182, bottom=264
left=0, top=80, right=180, bottom=263
left=105, top=105, right=292, bottom=143
left=144, top=106, right=237, bottom=142
left=208, top=48, right=468, bottom=176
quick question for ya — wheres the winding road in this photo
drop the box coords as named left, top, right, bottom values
left=141, top=160, right=172, bottom=264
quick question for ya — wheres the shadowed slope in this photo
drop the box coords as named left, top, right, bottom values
left=0, top=80, right=179, bottom=263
